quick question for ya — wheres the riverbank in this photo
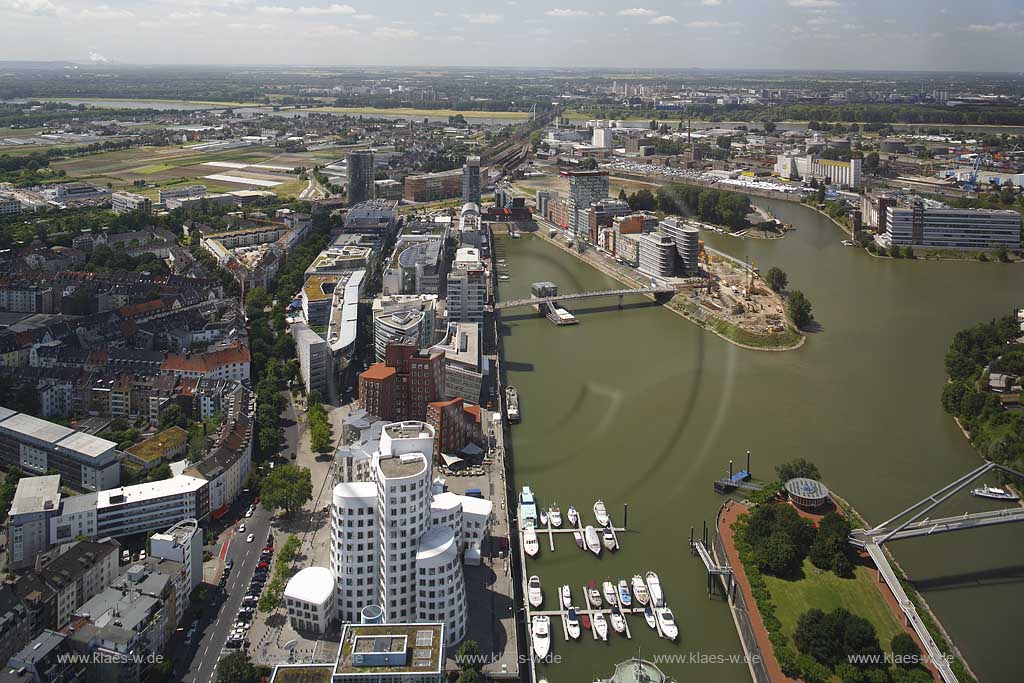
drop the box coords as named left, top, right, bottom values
left=532, top=224, right=805, bottom=352
left=719, top=494, right=970, bottom=683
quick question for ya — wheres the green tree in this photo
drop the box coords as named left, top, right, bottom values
left=787, top=290, right=814, bottom=329
left=765, top=267, right=788, bottom=292
left=456, top=640, right=483, bottom=673
left=863, top=151, right=880, bottom=173
left=776, top=458, right=821, bottom=482
left=216, top=651, right=260, bottom=683
left=578, top=157, right=598, bottom=170
left=160, top=404, right=188, bottom=430
left=891, top=632, right=921, bottom=667
left=260, top=464, right=313, bottom=516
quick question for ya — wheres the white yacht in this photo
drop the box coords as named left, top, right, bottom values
left=531, top=615, right=551, bottom=659
left=602, top=581, right=616, bottom=606
left=560, top=584, right=572, bottom=609
left=971, top=485, right=1020, bottom=501
left=593, top=500, right=610, bottom=526
left=655, top=607, right=678, bottom=641
left=602, top=526, right=616, bottom=551
left=592, top=612, right=609, bottom=641
left=528, top=575, right=543, bottom=608
left=549, top=506, right=563, bottom=528
left=567, top=506, right=579, bottom=526
left=610, top=605, right=626, bottom=633
left=644, top=604, right=657, bottom=629
left=631, top=575, right=650, bottom=605
left=646, top=571, right=664, bottom=607
left=584, top=525, right=601, bottom=556
left=566, top=607, right=581, bottom=640
left=586, top=584, right=602, bottom=608
left=524, top=522, right=539, bottom=557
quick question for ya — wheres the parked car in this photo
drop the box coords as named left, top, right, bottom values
left=244, top=509, right=253, bottom=518
left=246, top=533, right=255, bottom=543
left=237, top=523, right=246, bottom=533
left=225, top=559, right=234, bottom=569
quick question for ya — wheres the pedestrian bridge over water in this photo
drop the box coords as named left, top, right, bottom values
left=495, top=285, right=675, bottom=310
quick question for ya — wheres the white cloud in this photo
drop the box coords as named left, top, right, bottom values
left=618, top=7, right=655, bottom=16
left=650, top=15, right=677, bottom=24
left=227, top=22, right=274, bottom=31
left=254, top=5, right=292, bottom=14
left=967, top=22, right=1022, bottom=32
left=787, top=0, right=838, bottom=7
left=3, top=0, right=60, bottom=15
left=701, top=0, right=722, bottom=5
left=544, top=8, right=590, bottom=17
left=432, top=10, right=447, bottom=16
left=373, top=26, right=417, bottom=39
left=686, top=20, right=723, bottom=28
left=309, top=24, right=358, bottom=37
left=298, top=4, right=356, bottom=15
left=88, top=50, right=109, bottom=63
left=168, top=9, right=204, bottom=20
left=81, top=4, right=134, bottom=19
left=839, top=23, right=860, bottom=30
left=352, top=13, right=374, bottom=20
left=464, top=12, right=501, bottom=24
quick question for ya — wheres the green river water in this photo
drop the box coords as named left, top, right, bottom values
left=495, top=197, right=1024, bottom=683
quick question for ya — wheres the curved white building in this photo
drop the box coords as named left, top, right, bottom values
left=416, top=525, right=467, bottom=642
left=331, top=421, right=476, bottom=644
left=332, top=481, right=378, bottom=623
left=284, top=566, right=336, bottom=634
left=430, top=491, right=464, bottom=549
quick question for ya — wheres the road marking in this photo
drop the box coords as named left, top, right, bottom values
left=219, top=538, right=231, bottom=561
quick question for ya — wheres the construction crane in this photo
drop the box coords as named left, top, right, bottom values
left=962, top=154, right=982, bottom=192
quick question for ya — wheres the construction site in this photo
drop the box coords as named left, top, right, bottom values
left=681, top=244, right=792, bottom=337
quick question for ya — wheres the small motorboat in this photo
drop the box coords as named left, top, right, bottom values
left=528, top=575, right=543, bottom=608
left=646, top=571, right=664, bottom=607
left=617, top=580, right=632, bottom=608
left=586, top=582, right=602, bottom=608
left=602, top=527, right=616, bottom=551
left=574, top=531, right=584, bottom=549
left=580, top=612, right=591, bottom=630
left=592, top=612, right=609, bottom=641
left=602, top=581, right=616, bottom=606
left=632, top=575, right=650, bottom=605
left=560, top=585, right=572, bottom=610
left=971, top=485, right=1020, bottom=501
left=524, top=523, right=539, bottom=557
left=593, top=500, right=609, bottom=527
left=549, top=506, right=562, bottom=528
left=655, top=607, right=678, bottom=641
left=567, top=506, right=579, bottom=526
left=566, top=607, right=581, bottom=640
left=531, top=615, right=551, bottom=659
left=539, top=510, right=548, bottom=526
left=584, top=526, right=601, bottom=556
left=610, top=605, right=626, bottom=634
left=499, top=274, right=510, bottom=281
left=644, top=604, right=657, bottom=629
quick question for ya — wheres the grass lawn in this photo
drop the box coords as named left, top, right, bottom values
left=764, top=558, right=905, bottom=651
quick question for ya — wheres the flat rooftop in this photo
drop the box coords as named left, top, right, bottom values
left=125, top=427, right=188, bottom=462
left=303, top=274, right=340, bottom=303
left=378, top=453, right=427, bottom=479
left=9, top=474, right=61, bottom=517
left=56, top=431, right=118, bottom=460
left=0, top=411, right=73, bottom=444
left=269, top=665, right=334, bottom=683
left=335, top=623, right=443, bottom=676
left=96, top=474, right=207, bottom=509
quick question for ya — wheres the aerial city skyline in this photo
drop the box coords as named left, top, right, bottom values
left=0, top=8, right=1023, bottom=683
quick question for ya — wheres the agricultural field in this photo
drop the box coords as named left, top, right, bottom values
left=50, top=145, right=331, bottom=199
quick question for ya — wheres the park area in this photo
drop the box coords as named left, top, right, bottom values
left=49, top=145, right=339, bottom=199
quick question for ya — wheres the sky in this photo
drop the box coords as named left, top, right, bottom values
left=1, top=0, right=1023, bottom=71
